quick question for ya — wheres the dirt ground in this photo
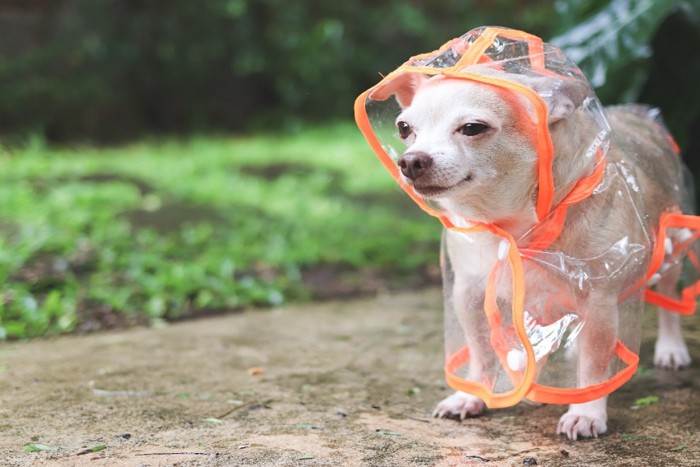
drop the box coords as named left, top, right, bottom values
left=1, top=288, right=699, bottom=467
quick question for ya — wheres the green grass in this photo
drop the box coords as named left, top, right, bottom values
left=0, top=123, right=440, bottom=339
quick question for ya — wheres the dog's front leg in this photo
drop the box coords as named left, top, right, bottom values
left=557, top=290, right=618, bottom=440
left=433, top=275, right=488, bottom=420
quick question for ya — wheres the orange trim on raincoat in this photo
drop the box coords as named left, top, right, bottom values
left=644, top=212, right=700, bottom=315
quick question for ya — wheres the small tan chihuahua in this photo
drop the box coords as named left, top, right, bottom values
left=389, top=71, right=692, bottom=439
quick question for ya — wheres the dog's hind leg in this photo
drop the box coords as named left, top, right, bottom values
left=654, top=264, right=691, bottom=369
left=557, top=290, right=617, bottom=440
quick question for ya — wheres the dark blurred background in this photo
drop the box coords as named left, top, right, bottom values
left=0, top=0, right=552, bottom=142
left=1, top=0, right=698, bottom=162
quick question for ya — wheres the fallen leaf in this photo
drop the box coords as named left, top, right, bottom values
left=631, top=396, right=659, bottom=409
left=203, top=417, right=224, bottom=425
left=247, top=367, right=264, bottom=376
left=23, top=443, right=58, bottom=453
left=77, top=444, right=107, bottom=456
left=297, top=454, right=314, bottom=460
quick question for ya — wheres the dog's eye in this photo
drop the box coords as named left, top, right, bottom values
left=397, top=121, right=412, bottom=139
left=458, top=123, right=489, bottom=137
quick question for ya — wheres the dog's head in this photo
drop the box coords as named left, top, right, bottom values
left=374, top=69, right=588, bottom=228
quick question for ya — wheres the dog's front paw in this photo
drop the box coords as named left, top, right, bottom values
left=433, top=391, right=485, bottom=420
left=557, top=410, right=607, bottom=440
left=654, top=338, right=691, bottom=370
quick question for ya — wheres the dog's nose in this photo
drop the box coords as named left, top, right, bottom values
left=398, top=152, right=433, bottom=180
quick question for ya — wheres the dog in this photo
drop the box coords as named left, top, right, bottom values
left=378, top=67, right=693, bottom=440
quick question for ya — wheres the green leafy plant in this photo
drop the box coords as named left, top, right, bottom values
left=552, top=0, right=686, bottom=99
left=0, top=124, right=440, bottom=339
left=552, top=0, right=700, bottom=205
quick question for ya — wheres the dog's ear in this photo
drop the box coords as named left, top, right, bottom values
left=531, top=77, right=589, bottom=125
left=461, top=66, right=590, bottom=125
left=369, top=73, right=428, bottom=108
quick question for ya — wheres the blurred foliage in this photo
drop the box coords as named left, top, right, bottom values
left=0, top=124, right=440, bottom=339
left=552, top=0, right=687, bottom=100
left=0, top=0, right=554, bottom=142
left=552, top=0, right=700, bottom=176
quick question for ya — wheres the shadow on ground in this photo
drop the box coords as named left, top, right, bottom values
left=0, top=289, right=698, bottom=466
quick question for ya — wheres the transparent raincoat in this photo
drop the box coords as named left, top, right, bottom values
left=354, top=27, right=700, bottom=407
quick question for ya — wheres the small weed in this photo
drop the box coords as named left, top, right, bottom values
left=631, top=396, right=659, bottom=409
left=633, top=365, right=653, bottom=378
left=23, top=443, right=58, bottom=452
left=407, top=386, right=421, bottom=396
left=621, top=433, right=656, bottom=442
left=77, top=444, right=107, bottom=455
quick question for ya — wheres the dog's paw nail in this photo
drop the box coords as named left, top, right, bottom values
left=557, top=412, right=607, bottom=440
left=654, top=341, right=691, bottom=370
left=434, top=392, right=485, bottom=420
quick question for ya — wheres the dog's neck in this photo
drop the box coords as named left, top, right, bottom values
left=442, top=198, right=539, bottom=241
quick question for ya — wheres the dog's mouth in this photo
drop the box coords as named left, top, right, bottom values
left=411, top=173, right=474, bottom=198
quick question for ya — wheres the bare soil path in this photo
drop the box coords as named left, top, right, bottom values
left=1, top=289, right=699, bottom=466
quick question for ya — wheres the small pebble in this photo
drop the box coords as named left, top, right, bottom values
left=523, top=457, right=537, bottom=466
left=560, top=449, right=570, bottom=458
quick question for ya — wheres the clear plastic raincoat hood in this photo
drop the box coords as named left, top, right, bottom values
left=354, top=27, right=700, bottom=407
